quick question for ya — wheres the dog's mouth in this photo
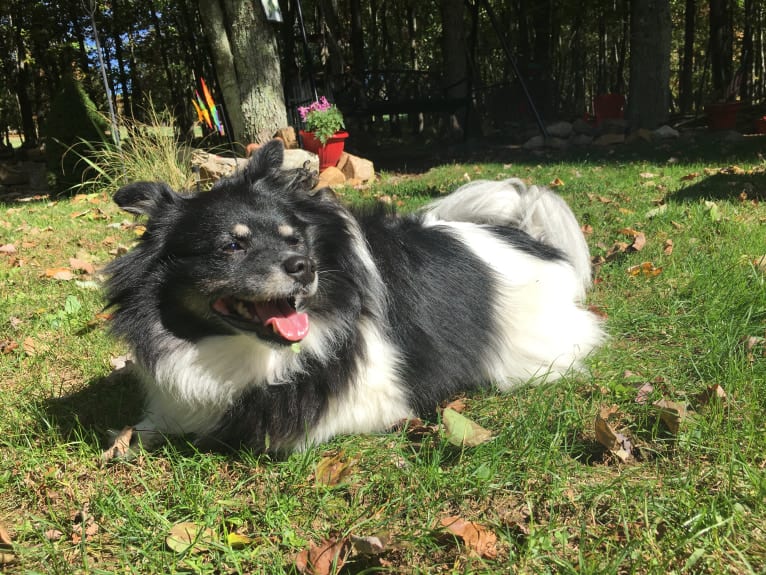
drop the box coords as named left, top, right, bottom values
left=212, top=296, right=309, bottom=343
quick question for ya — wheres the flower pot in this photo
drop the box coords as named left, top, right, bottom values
left=705, top=102, right=741, bottom=131
left=593, top=93, right=625, bottom=125
left=300, top=130, right=349, bottom=170
left=755, top=117, right=766, bottom=134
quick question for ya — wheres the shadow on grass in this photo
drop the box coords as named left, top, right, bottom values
left=666, top=170, right=766, bottom=203
left=42, top=367, right=144, bottom=448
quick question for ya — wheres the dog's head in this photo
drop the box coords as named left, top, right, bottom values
left=110, top=140, right=334, bottom=347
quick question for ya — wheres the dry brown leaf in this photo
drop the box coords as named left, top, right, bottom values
left=350, top=533, right=389, bottom=556
left=639, top=172, right=656, bottom=179
left=443, top=397, right=467, bottom=413
left=630, top=232, right=646, bottom=252
left=628, top=262, right=662, bottom=277
left=314, top=452, right=358, bottom=486
left=696, top=384, right=727, bottom=406
left=44, top=267, right=74, bottom=281
left=295, top=538, right=349, bottom=575
left=22, top=336, right=39, bottom=356
left=663, top=239, right=674, bottom=255
left=439, top=516, right=498, bottom=559
left=101, top=426, right=134, bottom=462
left=0, top=244, right=16, bottom=254
left=594, top=406, right=633, bottom=462
left=634, top=382, right=655, bottom=404
left=44, top=529, right=64, bottom=542
left=0, top=339, right=18, bottom=354
left=69, top=257, right=95, bottom=275
left=680, top=172, right=699, bottom=181
left=605, top=241, right=629, bottom=262
left=752, top=256, right=766, bottom=273
left=550, top=177, right=565, bottom=187
left=166, top=521, right=216, bottom=554
left=653, top=399, right=688, bottom=434
left=71, top=503, right=99, bottom=544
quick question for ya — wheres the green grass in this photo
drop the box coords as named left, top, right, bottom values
left=2, top=134, right=766, bottom=573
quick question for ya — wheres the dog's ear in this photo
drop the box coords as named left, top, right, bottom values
left=113, top=181, right=180, bottom=217
left=245, top=139, right=284, bottom=181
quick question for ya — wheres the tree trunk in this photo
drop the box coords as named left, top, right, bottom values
left=709, top=0, right=733, bottom=100
left=440, top=0, right=467, bottom=137
left=740, top=0, right=754, bottom=101
left=198, top=0, right=287, bottom=145
left=12, top=11, right=37, bottom=146
left=627, top=0, right=671, bottom=129
left=679, top=0, right=695, bottom=114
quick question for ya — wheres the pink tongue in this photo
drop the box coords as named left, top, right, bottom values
left=255, top=300, right=309, bottom=342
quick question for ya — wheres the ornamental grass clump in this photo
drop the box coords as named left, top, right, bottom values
left=298, top=97, right=345, bottom=144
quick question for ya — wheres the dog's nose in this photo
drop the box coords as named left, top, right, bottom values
left=282, top=255, right=316, bottom=285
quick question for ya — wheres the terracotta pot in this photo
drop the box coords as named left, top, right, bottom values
left=299, top=130, right=349, bottom=170
left=593, top=94, right=625, bottom=125
left=704, top=102, right=741, bottom=131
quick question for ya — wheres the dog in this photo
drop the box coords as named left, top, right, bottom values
left=105, top=140, right=603, bottom=453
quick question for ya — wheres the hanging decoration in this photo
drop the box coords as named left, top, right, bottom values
left=191, top=77, right=225, bottom=136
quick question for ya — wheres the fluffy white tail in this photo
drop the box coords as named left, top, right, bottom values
left=422, top=178, right=592, bottom=297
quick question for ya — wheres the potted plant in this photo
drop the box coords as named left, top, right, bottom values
left=705, top=73, right=741, bottom=131
left=298, top=97, right=348, bottom=170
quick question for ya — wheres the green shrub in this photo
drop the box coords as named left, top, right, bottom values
left=44, top=74, right=109, bottom=191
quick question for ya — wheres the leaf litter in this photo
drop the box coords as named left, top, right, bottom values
left=439, top=515, right=498, bottom=559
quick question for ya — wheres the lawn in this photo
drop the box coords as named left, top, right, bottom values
left=1, top=133, right=765, bottom=574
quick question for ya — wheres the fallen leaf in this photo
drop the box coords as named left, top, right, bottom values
left=0, top=523, right=14, bottom=564
left=663, top=239, right=674, bottom=255
left=639, top=172, right=656, bottom=179
left=752, top=256, right=766, bottom=273
left=69, top=257, right=95, bottom=275
left=227, top=532, right=254, bottom=549
left=704, top=201, right=722, bottom=222
left=618, top=227, right=642, bottom=237
left=101, top=426, right=134, bottom=462
left=439, top=516, right=498, bottom=559
left=645, top=204, right=668, bottom=218
left=109, top=355, right=133, bottom=371
left=627, top=262, right=662, bottom=277
left=680, top=172, right=699, bottom=181
left=166, top=521, right=216, bottom=554
left=44, top=267, right=74, bottom=281
left=0, top=340, right=18, bottom=354
left=653, top=399, right=688, bottom=434
left=295, top=538, right=349, bottom=575
left=442, top=407, right=493, bottom=447
left=350, top=533, right=388, bottom=556
left=550, top=177, right=565, bottom=187
left=22, top=337, right=38, bottom=356
left=71, top=503, right=99, bottom=543
left=44, top=529, right=64, bottom=542
left=594, top=406, right=633, bottom=462
left=443, top=397, right=467, bottom=413
left=581, top=224, right=594, bottom=235
left=315, top=451, right=358, bottom=486
left=635, top=382, right=655, bottom=404
left=0, top=244, right=16, bottom=254
left=696, top=384, right=727, bottom=407
left=629, top=232, right=646, bottom=252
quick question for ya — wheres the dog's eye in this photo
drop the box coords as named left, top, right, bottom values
left=286, top=236, right=301, bottom=247
left=224, top=241, right=244, bottom=252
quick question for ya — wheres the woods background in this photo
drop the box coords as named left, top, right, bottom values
left=1, top=0, right=765, bottom=151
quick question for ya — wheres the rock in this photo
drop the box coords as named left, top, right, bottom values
left=282, top=148, right=319, bottom=172
left=546, top=121, right=573, bottom=139
left=522, top=135, right=546, bottom=150
left=339, top=153, right=375, bottom=183
left=594, top=133, right=625, bottom=146
left=627, top=129, right=653, bottom=144
left=316, top=166, right=346, bottom=188
left=0, top=163, right=29, bottom=186
left=191, top=150, right=248, bottom=184
left=545, top=136, right=569, bottom=150
left=571, top=133, right=594, bottom=146
left=599, top=118, right=628, bottom=134
left=652, top=125, right=679, bottom=139
left=20, top=161, right=48, bottom=191
left=572, top=118, right=597, bottom=136
left=273, top=127, right=298, bottom=149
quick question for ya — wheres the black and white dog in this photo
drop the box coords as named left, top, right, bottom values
left=106, top=140, right=603, bottom=453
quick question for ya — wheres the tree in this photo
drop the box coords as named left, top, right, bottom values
left=198, top=0, right=287, bottom=146
left=626, top=0, right=671, bottom=129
